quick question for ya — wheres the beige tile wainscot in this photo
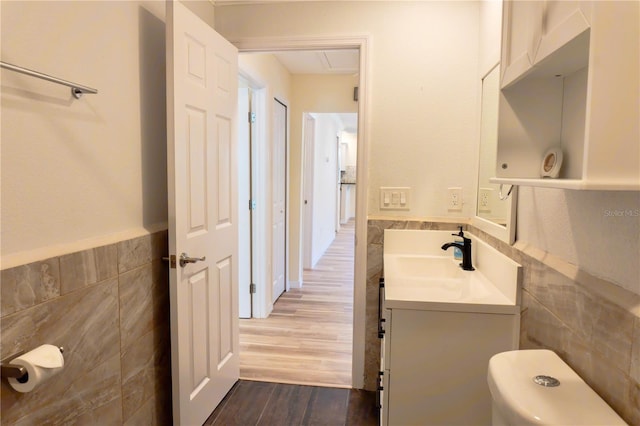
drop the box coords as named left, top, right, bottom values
left=0, top=230, right=171, bottom=425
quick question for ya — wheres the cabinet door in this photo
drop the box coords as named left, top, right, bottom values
left=380, top=370, right=390, bottom=426
left=543, top=0, right=592, bottom=33
left=501, top=0, right=543, bottom=87
left=387, top=310, right=518, bottom=425
left=535, top=0, right=591, bottom=67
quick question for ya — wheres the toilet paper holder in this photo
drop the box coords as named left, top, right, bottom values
left=1, top=347, right=64, bottom=380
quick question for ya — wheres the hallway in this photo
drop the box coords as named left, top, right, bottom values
left=239, top=220, right=355, bottom=387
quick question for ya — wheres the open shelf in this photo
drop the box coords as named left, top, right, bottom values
left=490, top=177, right=639, bottom=191
left=494, top=1, right=639, bottom=191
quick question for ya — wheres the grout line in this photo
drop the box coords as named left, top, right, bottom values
left=254, top=380, right=278, bottom=426
left=298, top=385, right=317, bottom=426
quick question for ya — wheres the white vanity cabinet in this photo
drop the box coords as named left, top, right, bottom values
left=379, top=230, right=522, bottom=425
left=380, top=307, right=518, bottom=426
left=493, top=0, right=639, bottom=190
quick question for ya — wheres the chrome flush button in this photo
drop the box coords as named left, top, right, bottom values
left=533, top=375, right=560, bottom=387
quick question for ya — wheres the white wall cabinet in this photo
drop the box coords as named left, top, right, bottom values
left=493, top=1, right=639, bottom=190
left=502, top=1, right=593, bottom=88
left=500, top=0, right=543, bottom=87
left=536, top=1, right=592, bottom=66
left=379, top=307, right=518, bottom=425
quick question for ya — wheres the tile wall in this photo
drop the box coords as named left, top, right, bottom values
left=0, top=230, right=171, bottom=425
left=366, top=218, right=640, bottom=425
left=3, top=220, right=637, bottom=424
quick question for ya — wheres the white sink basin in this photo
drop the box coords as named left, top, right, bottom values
left=383, top=229, right=521, bottom=314
left=384, top=255, right=463, bottom=280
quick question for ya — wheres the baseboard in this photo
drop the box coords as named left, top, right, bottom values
left=289, top=280, right=302, bottom=289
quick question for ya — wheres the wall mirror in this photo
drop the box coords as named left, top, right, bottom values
left=472, top=63, right=517, bottom=244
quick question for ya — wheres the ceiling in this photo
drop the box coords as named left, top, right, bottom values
left=272, top=49, right=359, bottom=75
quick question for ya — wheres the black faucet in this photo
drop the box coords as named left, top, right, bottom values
left=441, top=226, right=475, bottom=271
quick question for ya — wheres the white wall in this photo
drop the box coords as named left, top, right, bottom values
left=310, top=114, right=340, bottom=266
left=239, top=54, right=292, bottom=103
left=517, top=189, right=640, bottom=294
left=0, top=0, right=179, bottom=267
left=341, top=131, right=358, bottom=168
left=217, top=1, right=640, bottom=296
left=215, top=1, right=481, bottom=220
left=478, top=0, right=503, bottom=75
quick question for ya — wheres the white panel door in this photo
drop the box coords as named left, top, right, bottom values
left=166, top=2, right=239, bottom=424
left=271, top=99, right=286, bottom=303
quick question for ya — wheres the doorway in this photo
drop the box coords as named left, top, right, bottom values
left=235, top=37, right=370, bottom=390
left=302, top=112, right=358, bottom=272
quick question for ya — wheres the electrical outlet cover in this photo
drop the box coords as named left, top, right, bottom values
left=479, top=187, right=492, bottom=212
left=448, top=187, right=463, bottom=211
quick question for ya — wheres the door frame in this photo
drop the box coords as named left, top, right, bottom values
left=232, top=34, right=370, bottom=389
left=302, top=112, right=316, bottom=271
left=237, top=67, right=270, bottom=319
left=271, top=97, right=289, bottom=302
left=250, top=87, right=270, bottom=318
left=335, top=132, right=341, bottom=234
left=238, top=85, right=252, bottom=318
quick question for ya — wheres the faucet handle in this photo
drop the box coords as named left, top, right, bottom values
left=452, top=225, right=464, bottom=237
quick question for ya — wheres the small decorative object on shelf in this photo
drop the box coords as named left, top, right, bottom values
left=541, top=147, right=563, bottom=178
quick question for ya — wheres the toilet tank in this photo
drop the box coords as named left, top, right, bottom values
left=487, top=349, right=627, bottom=425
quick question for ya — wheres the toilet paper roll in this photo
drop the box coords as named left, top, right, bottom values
left=7, top=344, right=64, bottom=393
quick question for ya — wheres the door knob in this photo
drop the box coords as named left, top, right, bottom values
left=179, top=252, right=206, bottom=268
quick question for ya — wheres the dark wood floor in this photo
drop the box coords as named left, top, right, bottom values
left=204, top=380, right=378, bottom=426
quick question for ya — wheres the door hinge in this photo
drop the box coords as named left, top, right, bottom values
left=248, top=112, right=256, bottom=123
left=162, top=255, right=177, bottom=269
left=249, top=199, right=256, bottom=210
left=250, top=283, right=257, bottom=294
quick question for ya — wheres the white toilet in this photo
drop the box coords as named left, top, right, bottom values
left=487, top=349, right=627, bottom=425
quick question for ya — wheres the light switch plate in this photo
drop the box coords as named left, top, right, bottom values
left=380, top=187, right=411, bottom=210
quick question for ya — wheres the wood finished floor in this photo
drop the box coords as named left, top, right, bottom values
left=239, top=220, right=355, bottom=388
left=204, top=380, right=377, bottom=426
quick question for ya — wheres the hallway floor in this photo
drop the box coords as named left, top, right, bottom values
left=239, top=220, right=355, bottom=387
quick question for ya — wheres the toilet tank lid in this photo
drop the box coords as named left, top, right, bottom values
left=487, top=349, right=627, bottom=425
